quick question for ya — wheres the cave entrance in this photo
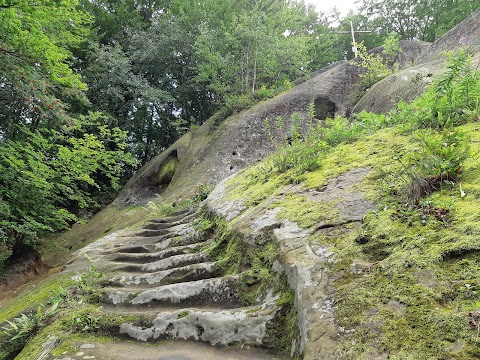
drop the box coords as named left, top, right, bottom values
left=155, top=149, right=178, bottom=190
left=314, top=97, right=337, bottom=120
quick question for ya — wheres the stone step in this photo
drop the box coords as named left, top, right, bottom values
left=107, top=262, right=218, bottom=287
left=106, top=252, right=207, bottom=273
left=143, top=221, right=180, bottom=230
left=147, top=233, right=206, bottom=251
left=113, top=230, right=203, bottom=253
left=144, top=212, right=198, bottom=229
left=134, top=228, right=172, bottom=237
left=104, top=275, right=240, bottom=307
left=107, top=242, right=207, bottom=264
left=104, top=245, right=152, bottom=255
left=150, top=207, right=194, bottom=222
left=142, top=252, right=207, bottom=272
left=46, top=338, right=287, bottom=360
left=117, top=305, right=279, bottom=346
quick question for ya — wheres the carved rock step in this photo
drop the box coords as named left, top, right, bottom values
left=106, top=252, right=207, bottom=274
left=144, top=211, right=198, bottom=229
left=134, top=228, right=172, bottom=237
left=105, top=275, right=240, bottom=307
left=107, top=262, right=218, bottom=288
left=111, top=230, right=203, bottom=254
left=45, top=338, right=287, bottom=360
left=120, top=220, right=192, bottom=239
left=107, top=242, right=207, bottom=264
left=118, top=305, right=279, bottom=346
left=149, top=207, right=195, bottom=223
left=143, top=221, right=183, bottom=230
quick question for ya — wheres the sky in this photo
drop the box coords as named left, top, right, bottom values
left=307, top=0, right=358, bottom=17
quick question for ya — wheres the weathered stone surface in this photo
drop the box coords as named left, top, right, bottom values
left=354, top=9, right=480, bottom=115
left=115, top=60, right=363, bottom=206
left=109, top=262, right=216, bottom=286
left=119, top=305, right=278, bottom=346
left=61, top=206, right=285, bottom=358
left=206, top=167, right=375, bottom=359
left=47, top=339, right=286, bottom=360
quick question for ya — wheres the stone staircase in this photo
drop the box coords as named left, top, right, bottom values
left=91, top=207, right=284, bottom=350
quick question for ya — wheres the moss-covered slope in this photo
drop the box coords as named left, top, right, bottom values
left=205, top=89, right=480, bottom=359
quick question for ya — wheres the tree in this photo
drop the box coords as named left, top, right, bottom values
left=81, top=43, right=176, bottom=164
left=0, top=0, right=91, bottom=139
left=193, top=0, right=312, bottom=104
left=358, top=0, right=480, bottom=42
left=0, top=1, right=139, bottom=272
left=0, top=115, right=136, bottom=270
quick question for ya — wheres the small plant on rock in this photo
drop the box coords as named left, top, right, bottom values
left=193, top=183, right=212, bottom=203
left=73, top=259, right=104, bottom=303
left=1, top=302, right=60, bottom=357
left=354, top=32, right=400, bottom=89
left=403, top=128, right=469, bottom=202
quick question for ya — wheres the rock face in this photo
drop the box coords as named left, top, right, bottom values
left=59, top=166, right=375, bottom=359
left=353, top=9, right=480, bottom=115
left=206, top=168, right=375, bottom=359
left=115, top=61, right=363, bottom=205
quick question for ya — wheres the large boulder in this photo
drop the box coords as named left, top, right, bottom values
left=353, top=9, right=480, bottom=115
left=116, top=61, right=363, bottom=206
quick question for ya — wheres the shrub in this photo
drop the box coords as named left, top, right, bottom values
left=353, top=33, right=400, bottom=89
left=392, top=50, right=480, bottom=130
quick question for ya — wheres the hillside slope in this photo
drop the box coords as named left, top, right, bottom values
left=1, top=10, right=480, bottom=360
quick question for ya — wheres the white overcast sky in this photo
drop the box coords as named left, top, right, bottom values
left=307, top=0, right=358, bottom=17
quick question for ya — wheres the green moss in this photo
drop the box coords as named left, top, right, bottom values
left=0, top=274, right=74, bottom=324
left=272, top=193, right=339, bottom=228
left=157, top=155, right=178, bottom=185
left=265, top=289, right=299, bottom=356
left=193, top=215, right=214, bottom=232
left=15, top=304, right=142, bottom=360
left=177, top=310, right=190, bottom=319
left=301, top=123, right=480, bottom=359
left=199, top=212, right=299, bottom=354
left=221, top=110, right=480, bottom=358
left=226, top=162, right=279, bottom=206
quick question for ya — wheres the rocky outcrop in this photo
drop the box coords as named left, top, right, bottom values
left=353, top=9, right=480, bottom=115
left=115, top=61, right=363, bottom=206
left=206, top=168, right=375, bottom=359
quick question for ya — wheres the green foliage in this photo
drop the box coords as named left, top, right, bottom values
left=267, top=111, right=388, bottom=182
left=358, top=0, right=480, bottom=42
left=385, top=51, right=478, bottom=202
left=354, top=32, right=400, bottom=89
left=2, top=302, right=60, bottom=342
left=393, top=49, right=480, bottom=130
left=0, top=0, right=91, bottom=137
left=193, top=183, right=213, bottom=203
left=0, top=115, right=135, bottom=272
left=74, top=261, right=103, bottom=298
left=193, top=0, right=311, bottom=106
left=402, top=128, right=470, bottom=202
left=433, top=50, right=480, bottom=124
left=0, top=302, right=60, bottom=359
